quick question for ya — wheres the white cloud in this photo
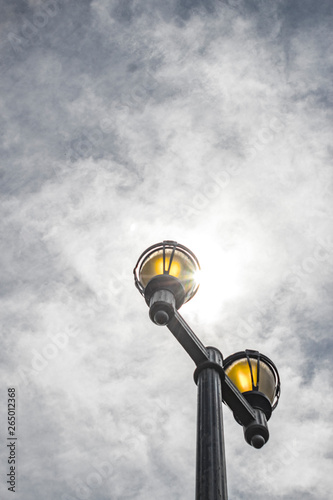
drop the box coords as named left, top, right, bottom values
left=0, top=1, right=332, bottom=499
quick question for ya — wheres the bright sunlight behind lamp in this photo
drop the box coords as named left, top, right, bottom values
left=133, top=241, right=200, bottom=325
left=134, top=240, right=200, bottom=303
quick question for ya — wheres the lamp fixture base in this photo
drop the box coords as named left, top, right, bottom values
left=243, top=409, right=269, bottom=448
left=144, top=275, right=186, bottom=309
left=149, top=289, right=176, bottom=325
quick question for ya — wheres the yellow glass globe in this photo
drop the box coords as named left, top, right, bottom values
left=135, top=241, right=200, bottom=304
left=225, top=358, right=276, bottom=404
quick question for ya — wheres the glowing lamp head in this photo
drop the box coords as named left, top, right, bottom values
left=223, top=350, right=281, bottom=420
left=134, top=240, right=200, bottom=305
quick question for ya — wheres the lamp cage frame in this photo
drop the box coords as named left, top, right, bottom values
left=133, top=240, right=201, bottom=298
left=223, top=349, right=281, bottom=410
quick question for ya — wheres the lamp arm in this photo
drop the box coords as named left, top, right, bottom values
left=166, top=310, right=209, bottom=365
left=167, top=311, right=256, bottom=424
left=166, top=311, right=270, bottom=448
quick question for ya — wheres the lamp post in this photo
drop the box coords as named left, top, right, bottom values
left=134, top=240, right=281, bottom=500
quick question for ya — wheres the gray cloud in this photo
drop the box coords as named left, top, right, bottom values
left=0, top=0, right=332, bottom=499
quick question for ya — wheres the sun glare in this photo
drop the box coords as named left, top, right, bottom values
left=185, top=240, right=249, bottom=319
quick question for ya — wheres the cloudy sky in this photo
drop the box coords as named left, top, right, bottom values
left=0, top=0, right=332, bottom=498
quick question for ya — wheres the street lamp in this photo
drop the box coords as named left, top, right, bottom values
left=134, top=240, right=281, bottom=500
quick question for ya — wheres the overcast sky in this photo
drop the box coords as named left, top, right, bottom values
left=0, top=0, right=332, bottom=499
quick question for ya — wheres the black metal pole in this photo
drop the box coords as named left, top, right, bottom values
left=195, top=347, right=228, bottom=500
